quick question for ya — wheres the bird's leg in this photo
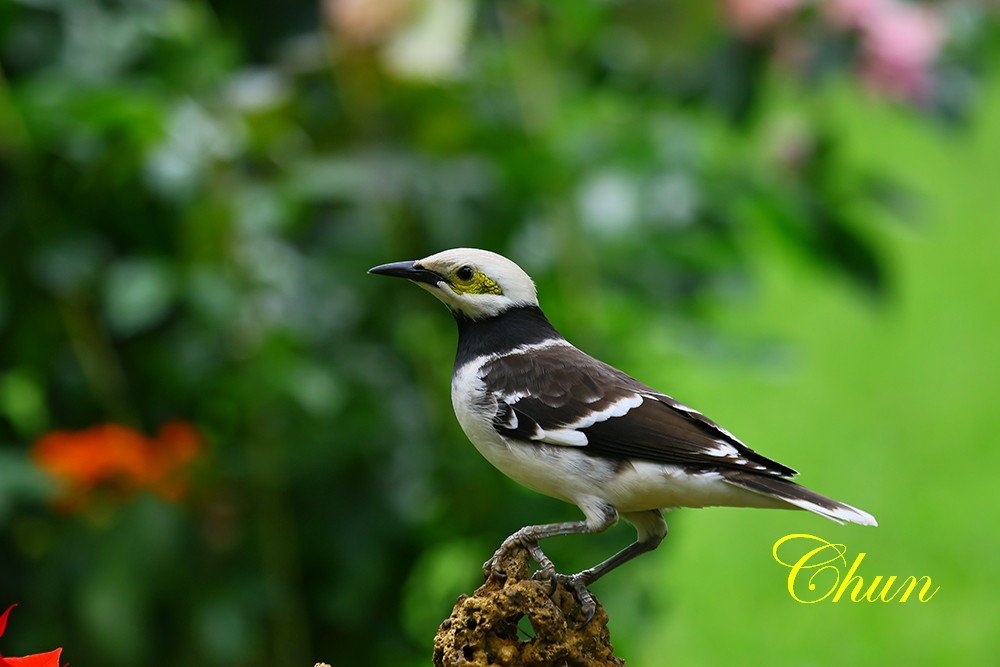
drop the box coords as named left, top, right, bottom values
left=555, top=510, right=667, bottom=623
left=483, top=500, right=619, bottom=585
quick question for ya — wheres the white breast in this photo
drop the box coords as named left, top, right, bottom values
left=451, top=357, right=596, bottom=503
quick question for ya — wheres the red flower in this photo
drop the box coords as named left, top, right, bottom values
left=31, top=421, right=203, bottom=509
left=0, top=605, right=63, bottom=667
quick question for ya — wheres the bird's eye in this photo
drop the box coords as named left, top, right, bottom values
left=456, top=266, right=474, bottom=282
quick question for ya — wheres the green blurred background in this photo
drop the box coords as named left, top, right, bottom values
left=1, top=0, right=998, bottom=665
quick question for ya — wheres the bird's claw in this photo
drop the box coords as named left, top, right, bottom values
left=525, top=543, right=555, bottom=578
left=482, top=535, right=534, bottom=580
left=482, top=550, right=508, bottom=580
left=530, top=559, right=557, bottom=595
left=553, top=573, right=597, bottom=625
left=483, top=535, right=557, bottom=584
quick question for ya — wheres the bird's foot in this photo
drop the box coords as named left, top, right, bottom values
left=552, top=573, right=597, bottom=625
left=526, top=543, right=556, bottom=579
left=483, top=534, right=555, bottom=582
left=529, top=552, right=558, bottom=594
left=482, top=534, right=520, bottom=579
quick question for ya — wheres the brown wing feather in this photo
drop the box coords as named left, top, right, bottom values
left=483, top=343, right=797, bottom=478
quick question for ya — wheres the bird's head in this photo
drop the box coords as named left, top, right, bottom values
left=368, top=248, right=538, bottom=319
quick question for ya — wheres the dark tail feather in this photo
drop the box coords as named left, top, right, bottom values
left=722, top=472, right=877, bottom=526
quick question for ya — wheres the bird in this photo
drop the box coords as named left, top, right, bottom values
left=369, top=248, right=876, bottom=621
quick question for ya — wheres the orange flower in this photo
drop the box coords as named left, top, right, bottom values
left=147, top=421, right=203, bottom=501
left=33, top=424, right=150, bottom=487
left=31, top=421, right=203, bottom=508
left=153, top=421, right=202, bottom=471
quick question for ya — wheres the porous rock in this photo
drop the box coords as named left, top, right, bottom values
left=432, top=546, right=625, bottom=667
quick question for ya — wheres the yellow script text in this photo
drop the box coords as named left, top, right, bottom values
left=771, top=533, right=939, bottom=604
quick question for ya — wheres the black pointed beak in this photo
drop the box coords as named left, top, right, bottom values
left=367, top=260, right=445, bottom=286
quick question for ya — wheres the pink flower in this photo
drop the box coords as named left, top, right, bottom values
left=824, top=0, right=891, bottom=30
left=323, top=0, right=416, bottom=45
left=723, top=0, right=806, bottom=37
left=858, top=1, right=944, bottom=101
left=863, top=3, right=942, bottom=71
left=723, top=0, right=947, bottom=102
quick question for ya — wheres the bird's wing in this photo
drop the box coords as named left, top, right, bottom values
left=482, top=342, right=797, bottom=478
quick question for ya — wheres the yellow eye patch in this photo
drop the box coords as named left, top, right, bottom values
left=449, top=269, right=502, bottom=295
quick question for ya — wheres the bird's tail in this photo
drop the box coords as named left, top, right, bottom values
left=722, top=471, right=877, bottom=526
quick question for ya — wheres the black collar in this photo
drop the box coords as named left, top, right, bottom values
left=454, top=305, right=563, bottom=369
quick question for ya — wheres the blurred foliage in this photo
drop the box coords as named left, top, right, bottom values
left=0, top=0, right=998, bottom=665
